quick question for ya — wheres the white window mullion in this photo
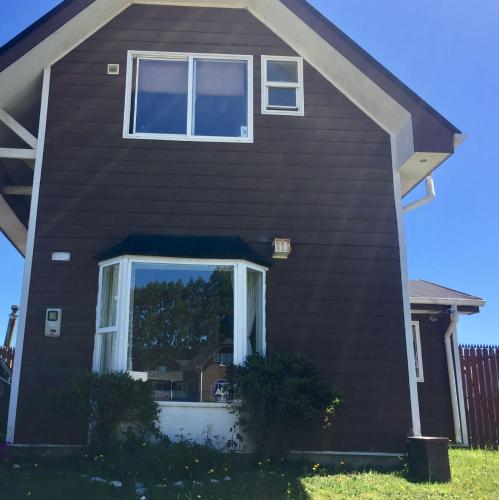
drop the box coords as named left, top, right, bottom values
left=113, top=259, right=129, bottom=372
left=233, top=263, right=248, bottom=365
left=187, top=56, right=194, bottom=138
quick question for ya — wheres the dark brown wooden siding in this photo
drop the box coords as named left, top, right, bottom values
left=15, top=5, right=411, bottom=452
left=413, top=314, right=455, bottom=439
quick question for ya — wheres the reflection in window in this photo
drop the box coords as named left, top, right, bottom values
left=99, top=264, right=119, bottom=329
left=412, top=322, right=424, bottom=382
left=247, top=268, right=264, bottom=355
left=128, top=263, right=234, bottom=402
left=135, top=59, right=189, bottom=135
left=193, top=59, right=248, bottom=138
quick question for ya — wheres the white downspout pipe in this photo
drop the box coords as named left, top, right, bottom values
left=403, top=177, right=436, bottom=214
left=452, top=324, right=469, bottom=446
left=444, top=306, right=463, bottom=444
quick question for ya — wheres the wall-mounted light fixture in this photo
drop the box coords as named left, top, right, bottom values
left=273, top=238, right=292, bottom=259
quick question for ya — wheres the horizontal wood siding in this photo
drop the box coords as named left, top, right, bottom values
left=15, top=5, right=411, bottom=451
left=413, top=314, right=454, bottom=439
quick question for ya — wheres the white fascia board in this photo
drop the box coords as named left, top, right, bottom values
left=410, top=297, right=485, bottom=308
left=0, top=194, right=27, bottom=255
left=133, top=0, right=245, bottom=6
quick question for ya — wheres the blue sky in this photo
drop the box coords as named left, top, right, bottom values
left=0, top=0, right=497, bottom=345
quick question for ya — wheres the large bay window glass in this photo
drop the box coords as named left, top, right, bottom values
left=124, top=51, right=253, bottom=143
left=93, top=258, right=266, bottom=404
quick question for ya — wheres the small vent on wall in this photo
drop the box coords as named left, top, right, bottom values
left=107, top=64, right=120, bottom=75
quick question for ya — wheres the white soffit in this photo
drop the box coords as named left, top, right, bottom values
left=0, top=0, right=416, bottom=167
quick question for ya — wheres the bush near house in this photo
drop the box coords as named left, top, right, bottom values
left=54, top=371, right=160, bottom=451
left=227, top=352, right=342, bottom=454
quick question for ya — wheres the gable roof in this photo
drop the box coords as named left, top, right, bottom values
left=409, top=280, right=485, bottom=307
left=0, top=0, right=460, bottom=138
left=0, top=1, right=462, bottom=170
left=0, top=0, right=466, bottom=254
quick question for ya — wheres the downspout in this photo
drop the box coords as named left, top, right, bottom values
left=444, top=306, right=463, bottom=444
left=403, top=177, right=436, bottom=214
left=452, top=321, right=469, bottom=446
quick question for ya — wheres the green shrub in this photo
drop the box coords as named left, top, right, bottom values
left=54, top=371, right=159, bottom=451
left=227, top=352, right=342, bottom=454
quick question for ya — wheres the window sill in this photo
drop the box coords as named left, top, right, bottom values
left=261, top=109, right=304, bottom=117
left=123, top=133, right=254, bottom=144
left=157, top=401, right=230, bottom=409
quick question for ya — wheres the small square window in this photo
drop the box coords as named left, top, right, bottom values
left=262, top=56, right=304, bottom=116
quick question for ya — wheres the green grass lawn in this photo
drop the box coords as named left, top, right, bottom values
left=0, top=449, right=497, bottom=499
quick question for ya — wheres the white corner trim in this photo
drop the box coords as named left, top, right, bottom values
left=6, top=67, right=51, bottom=444
left=391, top=142, right=421, bottom=438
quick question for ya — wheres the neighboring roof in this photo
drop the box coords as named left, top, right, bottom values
left=409, top=280, right=485, bottom=307
left=96, top=234, right=270, bottom=267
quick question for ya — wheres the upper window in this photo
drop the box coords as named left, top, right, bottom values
left=412, top=321, right=424, bottom=383
left=261, top=56, right=304, bottom=116
left=124, top=51, right=253, bottom=143
left=93, top=257, right=266, bottom=404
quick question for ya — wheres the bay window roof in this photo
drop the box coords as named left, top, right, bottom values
left=96, top=234, right=270, bottom=267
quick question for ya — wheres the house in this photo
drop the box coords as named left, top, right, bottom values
left=0, top=0, right=467, bottom=456
left=409, top=280, right=485, bottom=446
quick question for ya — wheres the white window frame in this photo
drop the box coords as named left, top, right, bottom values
left=261, top=55, right=304, bottom=116
left=412, top=321, right=424, bottom=383
left=92, top=256, right=267, bottom=404
left=123, top=50, right=254, bottom=143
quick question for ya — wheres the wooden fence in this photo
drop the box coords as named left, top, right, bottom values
left=0, top=346, right=14, bottom=370
left=459, top=345, right=499, bottom=449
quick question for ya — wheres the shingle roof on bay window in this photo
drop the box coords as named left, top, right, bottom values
left=96, top=234, right=271, bottom=267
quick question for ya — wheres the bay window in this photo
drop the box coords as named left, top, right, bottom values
left=93, top=257, right=266, bottom=404
left=123, top=51, right=253, bottom=143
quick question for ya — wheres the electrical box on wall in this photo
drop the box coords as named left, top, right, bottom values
left=45, top=308, right=62, bottom=337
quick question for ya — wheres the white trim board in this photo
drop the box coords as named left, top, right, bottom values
left=410, top=297, right=485, bottom=307
left=6, top=67, right=51, bottom=444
